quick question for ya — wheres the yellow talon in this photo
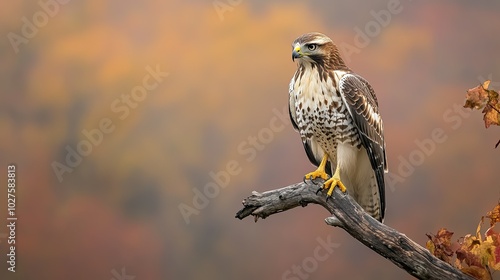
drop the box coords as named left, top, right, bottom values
left=304, top=154, right=348, bottom=197
left=323, top=176, right=347, bottom=196
left=324, top=162, right=347, bottom=196
left=304, top=154, right=330, bottom=181
left=304, top=169, right=329, bottom=181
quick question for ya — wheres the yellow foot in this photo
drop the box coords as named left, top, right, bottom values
left=304, top=154, right=330, bottom=183
left=323, top=176, right=347, bottom=196
left=304, top=169, right=329, bottom=182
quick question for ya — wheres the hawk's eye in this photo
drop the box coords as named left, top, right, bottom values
left=307, top=44, right=317, bottom=51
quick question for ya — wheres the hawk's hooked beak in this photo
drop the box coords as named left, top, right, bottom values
left=292, top=46, right=302, bottom=61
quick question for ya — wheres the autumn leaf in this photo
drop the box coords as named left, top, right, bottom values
left=427, top=202, right=500, bottom=279
left=483, top=106, right=500, bottom=128
left=485, top=229, right=500, bottom=271
left=465, top=81, right=490, bottom=110
left=472, top=236, right=495, bottom=268
left=486, top=202, right=500, bottom=227
left=464, top=80, right=500, bottom=129
left=456, top=234, right=483, bottom=268
left=464, top=81, right=500, bottom=147
left=426, top=228, right=455, bottom=263
left=484, top=202, right=500, bottom=271
left=482, top=100, right=500, bottom=129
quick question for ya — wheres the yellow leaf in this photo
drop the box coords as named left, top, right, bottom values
left=470, top=236, right=495, bottom=267
left=485, top=228, right=500, bottom=271
left=457, top=234, right=483, bottom=268
left=486, top=203, right=500, bottom=227
left=482, top=104, right=500, bottom=128
left=477, top=217, right=484, bottom=240
left=482, top=87, right=500, bottom=128
left=426, top=239, right=435, bottom=255
left=483, top=80, right=491, bottom=90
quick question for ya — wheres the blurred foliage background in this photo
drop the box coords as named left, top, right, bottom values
left=1, top=1, right=500, bottom=279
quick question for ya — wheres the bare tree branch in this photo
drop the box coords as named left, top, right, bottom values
left=235, top=180, right=474, bottom=280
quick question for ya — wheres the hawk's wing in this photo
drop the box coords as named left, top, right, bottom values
left=288, top=79, right=299, bottom=131
left=289, top=78, right=332, bottom=175
left=338, top=73, right=387, bottom=218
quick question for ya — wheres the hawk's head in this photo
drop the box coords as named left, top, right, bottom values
left=291, top=32, right=348, bottom=70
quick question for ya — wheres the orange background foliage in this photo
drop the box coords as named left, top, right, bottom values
left=1, top=1, right=500, bottom=279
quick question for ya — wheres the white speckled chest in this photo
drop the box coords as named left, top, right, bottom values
left=291, top=68, right=360, bottom=156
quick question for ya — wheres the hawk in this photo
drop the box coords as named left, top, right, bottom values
left=289, top=32, right=387, bottom=222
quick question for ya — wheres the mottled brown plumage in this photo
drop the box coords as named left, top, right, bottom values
left=289, top=32, right=387, bottom=221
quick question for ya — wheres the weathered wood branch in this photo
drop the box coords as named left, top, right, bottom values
left=235, top=180, right=474, bottom=280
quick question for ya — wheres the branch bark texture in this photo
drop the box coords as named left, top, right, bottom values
left=235, top=180, right=474, bottom=280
